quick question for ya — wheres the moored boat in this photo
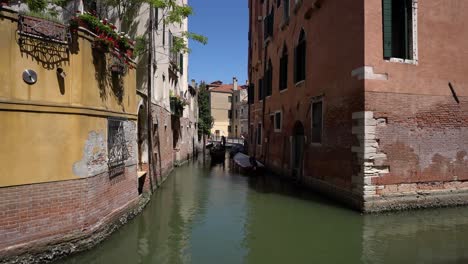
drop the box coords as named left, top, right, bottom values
left=232, top=153, right=264, bottom=175
left=210, top=144, right=226, bottom=163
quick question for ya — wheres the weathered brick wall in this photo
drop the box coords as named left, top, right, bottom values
left=150, top=105, right=174, bottom=179
left=367, top=92, right=468, bottom=194
left=0, top=166, right=138, bottom=256
left=248, top=0, right=365, bottom=204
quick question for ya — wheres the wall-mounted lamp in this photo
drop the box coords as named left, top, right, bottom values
left=57, top=68, right=66, bottom=78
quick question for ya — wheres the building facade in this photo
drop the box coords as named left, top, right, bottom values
left=248, top=0, right=468, bottom=212
left=208, top=81, right=233, bottom=139
left=231, top=78, right=249, bottom=138
left=129, top=0, right=201, bottom=189
left=0, top=6, right=141, bottom=261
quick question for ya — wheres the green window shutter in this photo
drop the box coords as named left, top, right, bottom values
left=382, top=0, right=393, bottom=58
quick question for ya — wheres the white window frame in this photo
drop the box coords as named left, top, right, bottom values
left=311, top=97, right=324, bottom=146
left=385, top=0, right=419, bottom=65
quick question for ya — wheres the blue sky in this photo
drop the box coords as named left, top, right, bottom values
left=188, top=0, right=248, bottom=85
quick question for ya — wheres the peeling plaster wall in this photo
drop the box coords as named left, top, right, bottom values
left=73, top=131, right=107, bottom=177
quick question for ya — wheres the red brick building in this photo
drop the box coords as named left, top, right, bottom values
left=248, top=0, right=468, bottom=212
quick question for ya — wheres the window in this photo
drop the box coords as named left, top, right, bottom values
left=265, top=60, right=272, bottom=96
left=279, top=45, right=288, bottom=90
left=311, top=101, right=323, bottom=143
left=228, top=126, right=232, bottom=133
left=257, top=123, right=262, bottom=145
left=250, top=125, right=254, bottom=143
left=228, top=96, right=232, bottom=102
left=283, top=0, right=290, bottom=22
left=382, top=0, right=415, bottom=60
left=264, top=9, right=274, bottom=39
left=179, top=54, right=184, bottom=74
left=295, top=29, right=306, bottom=83
left=235, top=125, right=238, bottom=135
left=228, top=110, right=232, bottom=119
left=154, top=8, right=159, bottom=29
left=274, top=112, right=282, bottom=132
left=248, top=83, right=255, bottom=104
left=258, top=78, right=264, bottom=101
left=162, top=23, right=166, bottom=45
left=236, top=110, right=239, bottom=119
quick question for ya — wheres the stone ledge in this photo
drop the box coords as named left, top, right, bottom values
left=363, top=189, right=468, bottom=213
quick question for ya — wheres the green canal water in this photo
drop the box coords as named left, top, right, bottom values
left=58, top=158, right=468, bottom=264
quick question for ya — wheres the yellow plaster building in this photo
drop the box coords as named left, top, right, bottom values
left=0, top=9, right=141, bottom=260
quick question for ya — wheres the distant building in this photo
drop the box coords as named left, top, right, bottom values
left=248, top=0, right=468, bottom=212
left=231, top=78, right=249, bottom=138
left=208, top=81, right=233, bottom=139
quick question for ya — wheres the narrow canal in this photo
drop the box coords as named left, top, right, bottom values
left=58, top=157, right=468, bottom=264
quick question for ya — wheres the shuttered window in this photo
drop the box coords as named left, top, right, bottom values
left=382, top=0, right=413, bottom=60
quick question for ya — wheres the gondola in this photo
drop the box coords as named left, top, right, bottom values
left=209, top=144, right=226, bottom=163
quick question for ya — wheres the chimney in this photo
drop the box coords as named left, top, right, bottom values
left=233, top=77, right=238, bottom=91
left=191, top=79, right=196, bottom=88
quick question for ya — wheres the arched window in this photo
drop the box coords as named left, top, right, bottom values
left=279, top=45, right=288, bottom=91
left=294, top=29, right=306, bottom=83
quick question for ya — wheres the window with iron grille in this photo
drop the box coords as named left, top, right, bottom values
left=108, top=119, right=129, bottom=178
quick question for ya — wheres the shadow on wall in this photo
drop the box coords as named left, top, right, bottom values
left=92, top=48, right=126, bottom=108
left=18, top=35, right=70, bottom=70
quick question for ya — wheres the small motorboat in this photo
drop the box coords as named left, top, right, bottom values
left=210, top=144, right=226, bottom=163
left=232, top=153, right=264, bottom=175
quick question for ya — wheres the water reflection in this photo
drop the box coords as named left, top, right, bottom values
left=57, top=158, right=468, bottom=264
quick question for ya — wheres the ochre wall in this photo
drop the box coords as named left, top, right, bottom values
left=0, top=13, right=137, bottom=114
left=210, top=91, right=231, bottom=137
left=0, top=12, right=137, bottom=187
